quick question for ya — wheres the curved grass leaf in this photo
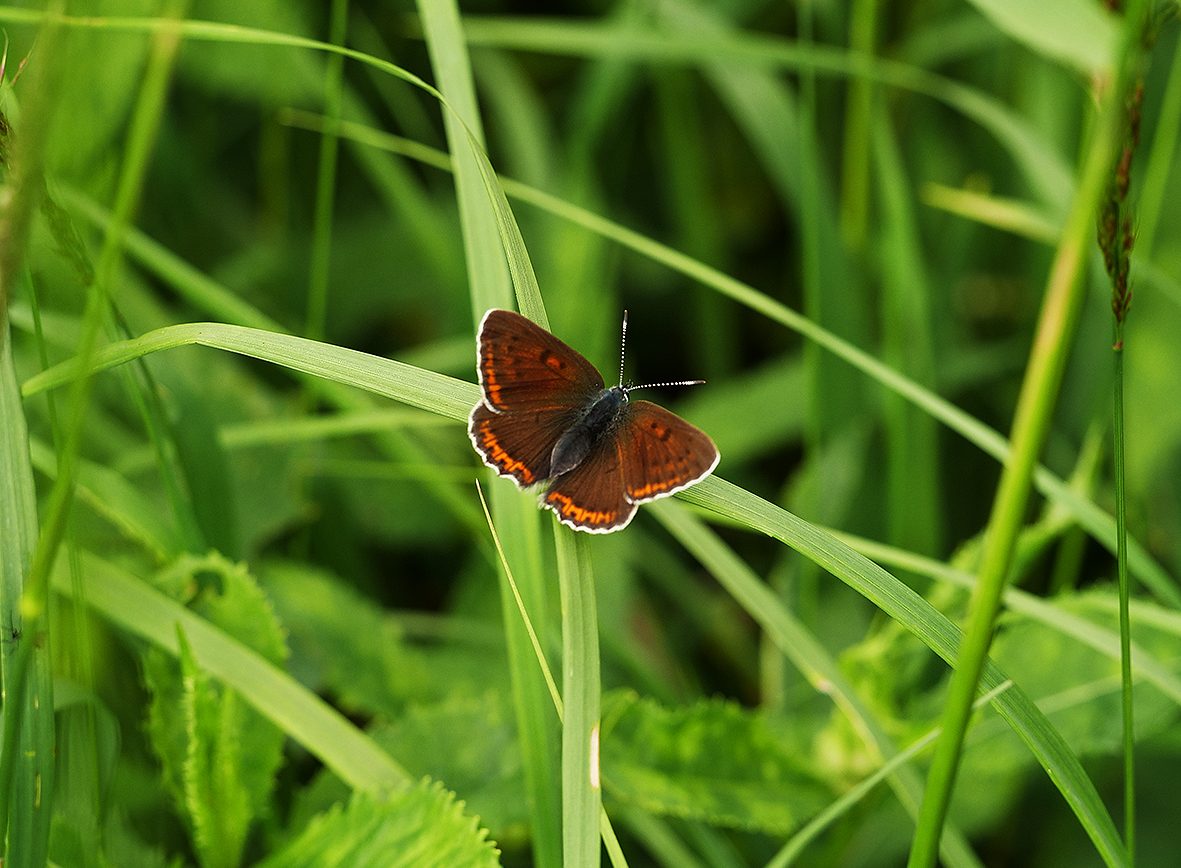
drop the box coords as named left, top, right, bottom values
left=53, top=552, right=410, bottom=793
left=21, top=322, right=476, bottom=423
left=674, top=476, right=1128, bottom=868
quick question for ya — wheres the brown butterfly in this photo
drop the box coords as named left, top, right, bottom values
left=469, top=309, right=719, bottom=533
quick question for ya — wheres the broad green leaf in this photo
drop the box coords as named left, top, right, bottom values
left=601, top=692, right=832, bottom=834
left=260, top=782, right=501, bottom=868
left=259, top=560, right=508, bottom=717
left=964, top=0, right=1118, bottom=74
left=381, top=695, right=525, bottom=843
left=283, top=692, right=525, bottom=848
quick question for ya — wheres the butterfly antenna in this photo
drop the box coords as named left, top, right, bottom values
left=617, top=309, right=629, bottom=389
left=616, top=310, right=706, bottom=394
left=625, top=378, right=707, bottom=394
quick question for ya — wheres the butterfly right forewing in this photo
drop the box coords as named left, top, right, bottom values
left=476, top=309, right=604, bottom=413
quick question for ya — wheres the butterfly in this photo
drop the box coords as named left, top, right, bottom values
left=469, top=308, right=720, bottom=533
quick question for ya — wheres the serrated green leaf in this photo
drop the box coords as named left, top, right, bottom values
left=601, top=692, right=832, bottom=834
left=144, top=553, right=287, bottom=867
left=177, top=628, right=252, bottom=868
left=287, top=692, right=527, bottom=848
left=380, top=693, right=526, bottom=842
left=260, top=781, right=500, bottom=868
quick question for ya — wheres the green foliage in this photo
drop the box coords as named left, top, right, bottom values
left=0, top=1, right=1178, bottom=866
left=602, top=692, right=833, bottom=834
left=261, top=781, right=500, bottom=868
left=144, top=554, right=288, bottom=867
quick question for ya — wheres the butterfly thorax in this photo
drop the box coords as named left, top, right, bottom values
left=549, top=386, right=627, bottom=478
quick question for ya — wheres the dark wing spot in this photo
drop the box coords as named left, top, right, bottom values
left=539, top=348, right=565, bottom=371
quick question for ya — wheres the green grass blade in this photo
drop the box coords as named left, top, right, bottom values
left=962, top=0, right=1116, bottom=73
left=651, top=500, right=982, bottom=868
left=488, top=482, right=564, bottom=865
left=419, top=4, right=562, bottom=862
left=55, top=553, right=409, bottom=792
left=908, top=5, right=1150, bottom=861
left=674, top=476, right=1127, bottom=868
left=0, top=328, right=53, bottom=867
left=304, top=0, right=348, bottom=342
left=555, top=531, right=601, bottom=868
left=419, top=0, right=510, bottom=318
left=22, top=322, right=476, bottom=420
left=301, top=120, right=1177, bottom=609
left=872, top=106, right=941, bottom=555
left=1114, top=342, right=1135, bottom=857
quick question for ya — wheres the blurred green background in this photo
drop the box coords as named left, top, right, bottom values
left=1, top=0, right=1179, bottom=866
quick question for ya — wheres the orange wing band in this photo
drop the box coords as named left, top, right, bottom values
left=475, top=417, right=537, bottom=484
left=544, top=491, right=619, bottom=529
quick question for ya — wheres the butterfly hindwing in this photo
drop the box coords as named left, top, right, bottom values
left=542, top=438, right=637, bottom=533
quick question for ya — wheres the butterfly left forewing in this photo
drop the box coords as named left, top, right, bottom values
left=618, top=400, right=719, bottom=504
left=477, top=309, right=604, bottom=413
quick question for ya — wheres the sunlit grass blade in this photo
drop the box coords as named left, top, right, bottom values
left=22, top=322, right=475, bottom=420
left=0, top=330, right=52, bottom=866
left=418, top=4, right=562, bottom=864
left=909, top=5, right=1150, bottom=861
left=419, top=0, right=510, bottom=318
